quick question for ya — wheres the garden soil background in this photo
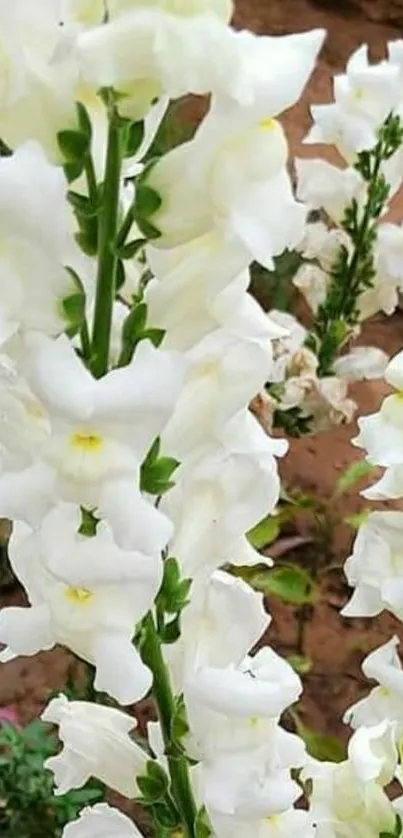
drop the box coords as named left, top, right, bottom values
left=1, top=0, right=403, bottom=752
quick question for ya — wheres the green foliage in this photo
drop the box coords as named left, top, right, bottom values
left=273, top=405, right=313, bottom=438
left=380, top=814, right=403, bottom=838
left=140, top=437, right=180, bottom=497
left=249, top=250, right=302, bottom=312
left=119, top=302, right=165, bottom=366
left=157, top=557, right=192, bottom=617
left=335, top=459, right=376, bottom=495
left=247, top=515, right=280, bottom=550
left=0, top=720, right=103, bottom=838
left=195, top=806, right=214, bottom=838
left=291, top=713, right=346, bottom=763
left=62, top=268, right=87, bottom=338
left=251, top=564, right=318, bottom=606
left=307, top=113, right=403, bottom=376
left=287, top=654, right=313, bottom=675
left=137, top=760, right=170, bottom=805
left=170, top=694, right=190, bottom=749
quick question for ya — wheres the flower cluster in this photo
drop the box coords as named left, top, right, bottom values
left=1, top=3, right=403, bottom=838
left=264, top=43, right=403, bottom=435
left=0, top=2, right=329, bottom=837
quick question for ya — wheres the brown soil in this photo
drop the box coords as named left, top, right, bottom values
left=1, top=0, right=403, bottom=772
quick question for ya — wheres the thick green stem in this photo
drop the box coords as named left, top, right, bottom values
left=91, top=110, right=122, bottom=377
left=142, top=612, right=198, bottom=838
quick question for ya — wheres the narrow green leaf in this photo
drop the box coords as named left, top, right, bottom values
left=124, top=120, right=145, bottom=158
left=247, top=516, right=280, bottom=550
left=76, top=101, right=92, bottom=140
left=58, top=129, right=90, bottom=162
left=336, top=460, right=376, bottom=495
left=135, top=183, right=162, bottom=218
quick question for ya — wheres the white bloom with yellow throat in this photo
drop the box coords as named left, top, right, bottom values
left=0, top=503, right=162, bottom=703
left=0, top=332, right=182, bottom=552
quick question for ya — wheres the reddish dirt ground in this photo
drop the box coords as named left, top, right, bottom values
left=1, top=0, right=403, bottom=761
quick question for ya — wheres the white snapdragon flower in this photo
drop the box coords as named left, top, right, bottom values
left=42, top=694, right=148, bottom=796
left=297, top=221, right=350, bottom=272
left=0, top=354, right=49, bottom=470
left=0, top=143, right=82, bottom=344
left=210, top=808, right=314, bottom=838
left=0, top=1, right=77, bottom=158
left=162, top=328, right=275, bottom=461
left=333, top=347, right=389, bottom=381
left=186, top=645, right=301, bottom=720
left=296, top=158, right=364, bottom=223
left=0, top=504, right=162, bottom=702
left=293, top=263, right=329, bottom=314
left=62, top=803, right=142, bottom=838
left=306, top=723, right=398, bottom=838
left=344, top=636, right=403, bottom=729
left=305, top=45, right=401, bottom=160
left=167, top=570, right=270, bottom=693
left=77, top=18, right=323, bottom=119
left=0, top=333, right=182, bottom=549
left=358, top=222, right=403, bottom=318
left=193, top=723, right=305, bottom=823
left=147, top=107, right=306, bottom=268
left=342, top=511, right=403, bottom=620
left=163, top=410, right=286, bottom=582
left=146, top=251, right=285, bottom=352
left=269, top=310, right=308, bottom=384
left=353, top=350, right=403, bottom=499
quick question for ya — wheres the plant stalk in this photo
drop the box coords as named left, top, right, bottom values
left=91, top=107, right=122, bottom=377
left=141, top=612, right=198, bottom=838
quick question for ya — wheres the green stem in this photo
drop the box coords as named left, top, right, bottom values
left=314, top=153, right=384, bottom=377
left=142, top=612, right=198, bottom=838
left=80, top=318, right=92, bottom=361
left=91, top=108, right=122, bottom=378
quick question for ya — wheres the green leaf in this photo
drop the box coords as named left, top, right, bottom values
left=137, top=760, right=169, bottom=804
left=135, top=216, right=161, bottom=240
left=62, top=268, right=86, bottom=336
left=160, top=614, right=181, bottom=644
left=252, top=565, right=317, bottom=606
left=122, top=300, right=148, bottom=345
left=293, top=715, right=346, bottom=762
left=287, top=654, right=312, bottom=675
left=135, top=183, right=162, bottom=218
left=78, top=507, right=99, bottom=537
left=247, top=516, right=280, bottom=550
left=76, top=101, right=92, bottom=141
left=150, top=801, right=181, bottom=829
left=142, top=327, right=165, bottom=348
left=171, top=694, right=190, bottom=747
left=57, top=129, right=90, bottom=163
left=141, top=436, right=179, bottom=496
left=157, top=557, right=192, bottom=615
left=195, top=806, right=213, bottom=838
left=64, top=159, right=85, bottom=183
left=345, top=508, right=371, bottom=530
left=118, top=238, right=145, bottom=260
left=336, top=460, right=376, bottom=495
left=68, top=190, right=99, bottom=218
left=124, top=120, right=145, bottom=157
left=75, top=220, right=98, bottom=256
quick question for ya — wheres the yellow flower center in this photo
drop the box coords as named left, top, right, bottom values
left=71, top=432, right=103, bottom=452
left=65, top=586, right=94, bottom=604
